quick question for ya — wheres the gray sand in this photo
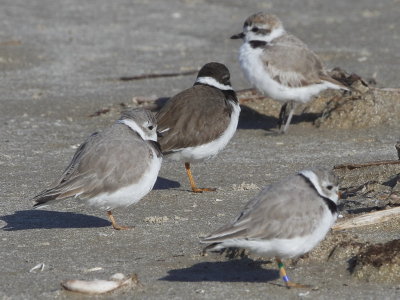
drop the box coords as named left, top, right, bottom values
left=1, top=0, right=399, bottom=299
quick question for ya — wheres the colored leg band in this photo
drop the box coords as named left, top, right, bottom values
left=282, top=275, right=290, bottom=283
left=278, top=262, right=284, bottom=269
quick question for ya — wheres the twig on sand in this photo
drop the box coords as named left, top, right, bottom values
left=119, top=70, right=198, bottom=81
left=334, top=160, right=400, bottom=170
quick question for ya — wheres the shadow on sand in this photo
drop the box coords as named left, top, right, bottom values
left=238, top=104, right=321, bottom=133
left=160, top=257, right=279, bottom=283
left=153, top=176, right=181, bottom=190
left=0, top=210, right=110, bottom=231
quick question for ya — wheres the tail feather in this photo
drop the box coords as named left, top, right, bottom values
left=32, top=190, right=62, bottom=208
left=201, top=242, right=223, bottom=255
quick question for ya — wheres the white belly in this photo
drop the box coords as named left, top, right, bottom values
left=239, top=43, right=341, bottom=103
left=86, top=151, right=162, bottom=211
left=214, top=207, right=337, bottom=258
left=166, top=103, right=240, bottom=163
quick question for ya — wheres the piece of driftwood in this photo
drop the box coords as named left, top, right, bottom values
left=332, top=206, right=400, bottom=231
left=119, top=69, right=198, bottom=81
left=334, top=160, right=400, bottom=170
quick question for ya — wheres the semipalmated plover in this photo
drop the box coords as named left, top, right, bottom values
left=32, top=108, right=162, bottom=230
left=156, top=62, right=240, bottom=193
left=202, top=167, right=339, bottom=288
left=231, top=12, right=348, bottom=133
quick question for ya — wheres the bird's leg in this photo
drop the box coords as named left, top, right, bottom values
left=278, top=101, right=297, bottom=134
left=107, top=211, right=132, bottom=230
left=278, top=102, right=288, bottom=130
left=276, top=258, right=311, bottom=289
left=184, top=162, right=216, bottom=193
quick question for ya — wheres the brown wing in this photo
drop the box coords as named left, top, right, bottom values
left=156, top=85, right=233, bottom=152
left=261, top=34, right=345, bottom=88
left=202, top=175, right=326, bottom=242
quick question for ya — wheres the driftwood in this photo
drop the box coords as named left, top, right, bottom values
left=334, top=160, right=400, bottom=170
left=332, top=206, right=400, bottom=231
left=118, top=69, right=198, bottom=81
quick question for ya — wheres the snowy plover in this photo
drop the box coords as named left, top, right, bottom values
left=231, top=12, right=348, bottom=133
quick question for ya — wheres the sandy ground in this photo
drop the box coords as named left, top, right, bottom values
left=1, top=0, right=400, bottom=299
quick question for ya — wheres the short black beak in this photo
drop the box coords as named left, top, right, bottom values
left=157, top=131, right=164, bottom=138
left=230, top=32, right=245, bottom=39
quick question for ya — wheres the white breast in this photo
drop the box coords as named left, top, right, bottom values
left=86, top=148, right=162, bottom=211
left=239, top=43, right=342, bottom=103
left=167, top=102, right=240, bottom=163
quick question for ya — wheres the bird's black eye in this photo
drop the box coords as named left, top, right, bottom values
left=251, top=27, right=259, bottom=32
left=148, top=125, right=154, bottom=130
left=326, top=185, right=333, bottom=190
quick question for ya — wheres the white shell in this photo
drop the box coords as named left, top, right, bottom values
left=61, top=274, right=135, bottom=294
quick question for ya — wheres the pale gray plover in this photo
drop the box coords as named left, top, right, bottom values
left=202, top=167, right=339, bottom=288
left=32, top=108, right=162, bottom=230
left=156, top=62, right=240, bottom=193
left=231, top=12, right=348, bottom=133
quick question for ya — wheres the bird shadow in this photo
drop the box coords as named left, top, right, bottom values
left=153, top=176, right=181, bottom=190
left=160, top=257, right=279, bottom=283
left=238, top=105, right=321, bottom=132
left=238, top=105, right=278, bottom=131
left=0, top=210, right=110, bottom=231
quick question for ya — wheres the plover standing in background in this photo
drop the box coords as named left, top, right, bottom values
left=231, top=12, right=348, bottom=133
left=202, top=167, right=339, bottom=288
left=156, top=62, right=240, bottom=193
left=32, top=108, right=162, bottom=230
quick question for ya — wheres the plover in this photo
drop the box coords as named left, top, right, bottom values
left=32, top=108, right=162, bottom=230
left=202, top=167, right=339, bottom=288
left=231, top=12, right=348, bottom=133
left=156, top=62, right=240, bottom=193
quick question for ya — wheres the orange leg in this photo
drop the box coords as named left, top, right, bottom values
left=276, top=258, right=311, bottom=289
left=107, top=211, right=133, bottom=230
left=184, top=162, right=216, bottom=193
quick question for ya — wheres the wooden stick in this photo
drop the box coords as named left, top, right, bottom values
left=119, top=69, right=198, bottom=81
left=334, top=160, right=400, bottom=170
left=332, top=206, right=400, bottom=231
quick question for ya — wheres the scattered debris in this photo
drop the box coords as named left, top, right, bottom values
left=232, top=182, right=259, bottom=191
left=83, top=267, right=103, bottom=273
left=333, top=158, right=400, bottom=211
left=350, top=239, right=400, bottom=283
left=88, top=108, right=110, bottom=117
left=144, top=216, right=169, bottom=224
left=334, top=160, right=400, bottom=170
left=298, top=291, right=310, bottom=297
left=61, top=273, right=141, bottom=295
left=29, top=263, right=45, bottom=273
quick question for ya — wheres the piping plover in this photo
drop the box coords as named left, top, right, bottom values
left=231, top=12, right=348, bottom=133
left=156, top=62, right=240, bottom=193
left=202, top=167, right=339, bottom=288
left=32, top=108, right=162, bottom=230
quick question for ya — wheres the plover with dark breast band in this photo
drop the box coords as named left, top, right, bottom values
left=202, top=167, right=339, bottom=288
left=32, top=108, right=162, bottom=230
left=156, top=62, right=240, bottom=193
left=231, top=12, right=348, bottom=133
